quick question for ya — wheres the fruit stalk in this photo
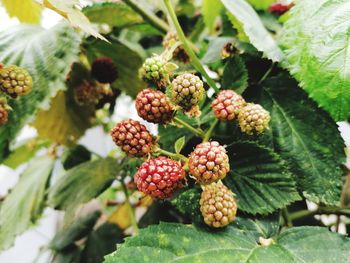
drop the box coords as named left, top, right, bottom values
left=173, top=116, right=205, bottom=138
left=121, top=179, right=139, bottom=235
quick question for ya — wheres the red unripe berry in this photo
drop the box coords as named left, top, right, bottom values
left=211, top=90, right=246, bottom=121
left=134, top=157, right=186, bottom=199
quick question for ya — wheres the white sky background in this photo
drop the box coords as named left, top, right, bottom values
left=0, top=1, right=349, bottom=262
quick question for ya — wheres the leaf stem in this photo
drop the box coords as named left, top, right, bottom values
left=123, top=0, right=169, bottom=33
left=163, top=0, right=220, bottom=93
left=121, top=179, right=139, bottom=235
left=258, top=63, right=275, bottom=85
left=203, top=119, right=218, bottom=142
left=155, top=148, right=188, bottom=162
left=173, top=116, right=205, bottom=138
left=282, top=208, right=293, bottom=227
left=289, top=207, right=350, bottom=221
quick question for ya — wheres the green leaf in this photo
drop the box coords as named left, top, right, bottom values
left=49, top=211, right=101, bottom=251
left=1, top=0, right=43, bottom=23
left=247, top=0, right=275, bottom=10
left=224, top=142, right=300, bottom=215
left=84, top=2, right=143, bottom=28
left=0, top=156, right=55, bottom=250
left=0, top=23, right=81, bottom=162
left=48, top=157, right=120, bottom=211
left=221, top=0, right=284, bottom=62
left=201, top=0, right=223, bottom=34
left=62, top=144, right=92, bottom=170
left=221, top=56, right=248, bottom=94
left=255, top=75, right=345, bottom=205
left=279, top=0, right=350, bottom=120
left=85, top=39, right=144, bottom=97
left=80, top=222, right=124, bottom=263
left=104, top=222, right=350, bottom=263
left=201, top=37, right=234, bottom=64
left=174, top=136, right=186, bottom=154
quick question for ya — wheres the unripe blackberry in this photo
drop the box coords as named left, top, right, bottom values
left=188, top=141, right=230, bottom=184
left=91, top=57, right=118, bottom=84
left=136, top=88, right=175, bottom=124
left=238, top=103, right=271, bottom=135
left=0, top=103, right=9, bottom=126
left=200, top=182, right=237, bottom=228
left=162, top=32, right=190, bottom=63
left=110, top=119, right=155, bottom=157
left=139, top=56, right=167, bottom=83
left=74, top=81, right=100, bottom=105
left=0, top=65, right=32, bottom=98
left=269, top=2, right=294, bottom=15
left=171, top=73, right=204, bottom=115
left=134, top=157, right=186, bottom=199
left=212, top=90, right=245, bottom=121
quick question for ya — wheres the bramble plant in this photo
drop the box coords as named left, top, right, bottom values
left=0, top=0, right=350, bottom=262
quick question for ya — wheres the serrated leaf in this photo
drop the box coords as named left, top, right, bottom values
left=254, top=75, right=345, bottom=205
left=49, top=211, right=101, bottom=251
left=221, top=0, right=284, bottom=62
left=83, top=2, right=143, bottom=28
left=226, top=12, right=249, bottom=42
left=33, top=91, right=94, bottom=145
left=201, top=0, right=223, bottom=34
left=247, top=0, right=276, bottom=10
left=48, top=158, right=121, bottom=212
left=1, top=0, right=42, bottom=24
left=104, top=222, right=350, bottom=263
left=85, top=39, right=143, bottom=97
left=0, top=23, right=81, bottom=162
left=201, top=37, right=234, bottom=64
left=279, top=0, right=350, bottom=120
left=43, top=0, right=107, bottom=41
left=0, top=156, right=55, bottom=250
left=223, top=142, right=300, bottom=215
left=80, top=222, right=123, bottom=263
left=174, top=136, right=186, bottom=154
left=221, top=56, right=248, bottom=94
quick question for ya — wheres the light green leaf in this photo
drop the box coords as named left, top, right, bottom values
left=247, top=0, right=276, bottom=10
left=221, top=0, right=284, bottom=62
left=256, top=75, right=345, bottom=205
left=47, top=158, right=121, bottom=212
left=104, top=222, right=350, bottom=263
left=49, top=211, right=101, bottom=251
left=1, top=0, right=43, bottom=23
left=201, top=37, right=234, bottom=64
left=84, top=2, right=143, bottom=28
left=0, top=23, right=81, bottom=162
left=224, top=142, right=301, bottom=215
left=221, top=56, right=248, bottom=94
left=0, top=156, right=55, bottom=250
left=174, top=136, right=186, bottom=154
left=201, top=0, right=223, bottom=34
left=85, top=39, right=144, bottom=98
left=279, top=0, right=350, bottom=120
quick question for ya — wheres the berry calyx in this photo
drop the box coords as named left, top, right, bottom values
left=211, top=90, right=246, bottom=121
left=136, top=88, right=175, bottom=124
left=171, top=73, right=204, bottom=115
left=188, top=141, right=230, bottom=184
left=162, top=32, right=190, bottom=63
left=0, top=65, right=33, bottom=98
left=74, top=81, right=100, bottom=105
left=200, top=182, right=237, bottom=228
left=139, top=56, right=167, bottom=86
left=91, top=57, right=118, bottom=84
left=238, top=103, right=271, bottom=135
left=110, top=119, right=155, bottom=157
left=134, top=156, right=186, bottom=199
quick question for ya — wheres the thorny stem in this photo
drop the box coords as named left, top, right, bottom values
left=289, top=207, right=350, bottom=221
left=173, top=116, right=205, bottom=138
left=121, top=179, right=139, bottom=235
left=155, top=148, right=188, bottom=162
left=123, top=0, right=169, bottom=33
left=203, top=119, right=218, bottom=142
left=163, top=0, right=220, bottom=93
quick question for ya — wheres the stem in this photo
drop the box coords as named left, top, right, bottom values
left=155, top=148, right=188, bottom=162
left=282, top=208, right=293, bottom=227
left=121, top=180, right=139, bottom=235
left=173, top=116, right=205, bottom=138
left=289, top=207, right=350, bottom=221
left=163, top=0, right=220, bottom=93
left=123, top=0, right=169, bottom=33
left=203, top=119, right=218, bottom=142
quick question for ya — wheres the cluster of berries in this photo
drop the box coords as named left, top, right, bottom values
left=73, top=57, right=118, bottom=106
left=0, top=64, right=33, bottom=126
left=110, top=32, right=271, bottom=228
